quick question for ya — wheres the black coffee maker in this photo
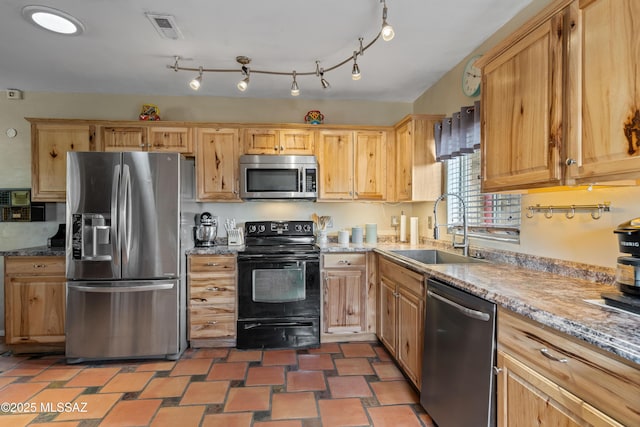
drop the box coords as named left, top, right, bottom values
left=603, top=218, right=640, bottom=313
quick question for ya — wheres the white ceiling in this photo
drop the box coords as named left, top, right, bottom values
left=0, top=0, right=533, bottom=103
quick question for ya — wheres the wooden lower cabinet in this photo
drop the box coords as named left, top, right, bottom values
left=377, top=256, right=425, bottom=388
left=321, top=253, right=376, bottom=341
left=497, top=308, right=639, bottom=426
left=4, top=256, right=66, bottom=351
left=187, top=254, right=237, bottom=347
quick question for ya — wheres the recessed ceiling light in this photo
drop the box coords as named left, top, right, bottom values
left=22, top=5, right=84, bottom=35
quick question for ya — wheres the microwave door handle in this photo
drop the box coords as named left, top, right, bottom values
left=111, top=164, right=121, bottom=268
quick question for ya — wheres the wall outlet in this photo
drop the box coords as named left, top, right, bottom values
left=427, top=215, right=433, bottom=229
left=6, top=89, right=23, bottom=100
left=391, top=216, right=399, bottom=227
left=326, top=217, right=333, bottom=228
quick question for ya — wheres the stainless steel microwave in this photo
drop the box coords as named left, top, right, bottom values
left=239, top=154, right=318, bottom=200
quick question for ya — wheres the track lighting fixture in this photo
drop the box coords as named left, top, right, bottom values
left=381, top=0, right=395, bottom=41
left=351, top=52, right=361, bottom=81
left=237, top=65, right=250, bottom=92
left=168, top=1, right=395, bottom=95
left=189, top=67, right=203, bottom=90
left=291, top=71, right=300, bottom=96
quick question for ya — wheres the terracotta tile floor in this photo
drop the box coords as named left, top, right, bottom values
left=0, top=342, right=435, bottom=426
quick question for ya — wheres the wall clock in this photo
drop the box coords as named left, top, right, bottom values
left=462, top=55, right=482, bottom=97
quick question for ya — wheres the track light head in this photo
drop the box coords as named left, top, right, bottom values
left=237, top=66, right=250, bottom=91
left=381, top=1, right=395, bottom=41
left=319, top=68, right=330, bottom=89
left=351, top=52, right=361, bottom=81
left=189, top=67, right=203, bottom=90
left=291, top=71, right=300, bottom=96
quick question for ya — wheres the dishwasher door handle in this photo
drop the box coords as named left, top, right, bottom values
left=427, top=290, right=491, bottom=321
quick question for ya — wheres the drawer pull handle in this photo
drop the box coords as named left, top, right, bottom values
left=206, top=286, right=221, bottom=291
left=33, top=264, right=47, bottom=268
left=205, top=262, right=220, bottom=266
left=207, top=321, right=217, bottom=325
left=338, top=260, right=352, bottom=265
left=539, top=348, right=568, bottom=363
left=192, top=298, right=207, bottom=302
left=493, top=366, right=503, bottom=375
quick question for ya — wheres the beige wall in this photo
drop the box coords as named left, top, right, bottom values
left=413, top=0, right=637, bottom=268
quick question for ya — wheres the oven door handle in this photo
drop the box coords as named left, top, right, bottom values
left=243, top=321, right=314, bottom=330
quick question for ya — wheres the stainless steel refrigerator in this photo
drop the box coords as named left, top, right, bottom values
left=65, top=151, right=186, bottom=363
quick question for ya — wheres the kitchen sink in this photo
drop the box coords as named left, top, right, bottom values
left=388, top=249, right=484, bottom=264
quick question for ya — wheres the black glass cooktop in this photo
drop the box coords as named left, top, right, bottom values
left=601, top=292, right=640, bottom=315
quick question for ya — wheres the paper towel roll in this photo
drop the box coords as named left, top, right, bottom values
left=410, top=217, right=419, bottom=245
left=400, top=214, right=407, bottom=242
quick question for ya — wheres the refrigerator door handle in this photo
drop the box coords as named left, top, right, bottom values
left=68, top=282, right=175, bottom=292
left=111, top=164, right=121, bottom=269
left=120, top=164, right=132, bottom=264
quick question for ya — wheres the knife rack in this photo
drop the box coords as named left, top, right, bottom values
left=525, top=202, right=611, bottom=220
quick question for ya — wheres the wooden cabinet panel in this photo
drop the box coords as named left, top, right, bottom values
left=30, top=122, right=96, bottom=202
left=497, top=351, right=623, bottom=427
left=565, top=0, right=640, bottom=184
left=498, top=308, right=640, bottom=426
left=354, top=131, right=387, bottom=200
left=147, top=126, right=193, bottom=154
left=244, top=128, right=279, bottom=154
left=481, top=15, right=563, bottom=192
left=394, top=115, right=442, bottom=201
left=318, top=130, right=354, bottom=199
left=377, top=256, right=425, bottom=388
left=102, top=126, right=146, bottom=151
left=187, top=254, right=237, bottom=347
left=280, top=129, right=315, bottom=154
left=196, top=128, right=241, bottom=201
left=322, top=253, right=368, bottom=337
left=4, top=256, right=66, bottom=348
left=244, top=128, right=315, bottom=154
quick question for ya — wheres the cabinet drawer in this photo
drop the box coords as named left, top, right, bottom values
left=498, top=308, right=640, bottom=426
left=189, top=308, right=235, bottom=339
left=189, top=279, right=235, bottom=306
left=188, top=255, right=236, bottom=273
left=323, top=253, right=366, bottom=268
left=378, top=257, right=424, bottom=297
left=5, top=256, right=65, bottom=275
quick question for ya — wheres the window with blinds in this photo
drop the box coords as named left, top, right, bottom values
left=446, top=150, right=521, bottom=242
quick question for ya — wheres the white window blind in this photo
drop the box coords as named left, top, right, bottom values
left=446, top=150, right=521, bottom=242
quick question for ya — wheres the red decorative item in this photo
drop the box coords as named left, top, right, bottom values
left=304, top=110, right=324, bottom=124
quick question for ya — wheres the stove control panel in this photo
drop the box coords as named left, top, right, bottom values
left=245, top=220, right=314, bottom=237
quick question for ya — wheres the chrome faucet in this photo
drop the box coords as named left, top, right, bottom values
left=433, top=192, right=469, bottom=257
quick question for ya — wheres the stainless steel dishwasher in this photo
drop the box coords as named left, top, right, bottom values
left=420, top=278, right=497, bottom=427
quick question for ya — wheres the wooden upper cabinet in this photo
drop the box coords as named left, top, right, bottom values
left=102, top=126, right=146, bottom=151
left=317, top=129, right=388, bottom=201
left=147, top=126, right=193, bottom=154
left=354, top=131, right=387, bottom=200
left=317, top=130, right=354, bottom=200
left=243, top=128, right=314, bottom=154
left=29, top=120, right=97, bottom=202
left=479, top=11, right=564, bottom=192
left=394, top=115, right=442, bottom=201
left=565, top=0, right=640, bottom=184
left=196, top=128, right=241, bottom=201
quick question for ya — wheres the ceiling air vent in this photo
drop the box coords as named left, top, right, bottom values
left=145, top=13, right=183, bottom=40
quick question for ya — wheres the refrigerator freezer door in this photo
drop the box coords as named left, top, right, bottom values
left=65, top=280, right=181, bottom=361
left=66, top=152, right=121, bottom=280
left=121, top=152, right=180, bottom=279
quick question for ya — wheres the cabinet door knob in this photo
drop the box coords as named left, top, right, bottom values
left=273, top=146, right=278, bottom=151
left=565, top=158, right=577, bottom=166
left=539, top=348, right=568, bottom=363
